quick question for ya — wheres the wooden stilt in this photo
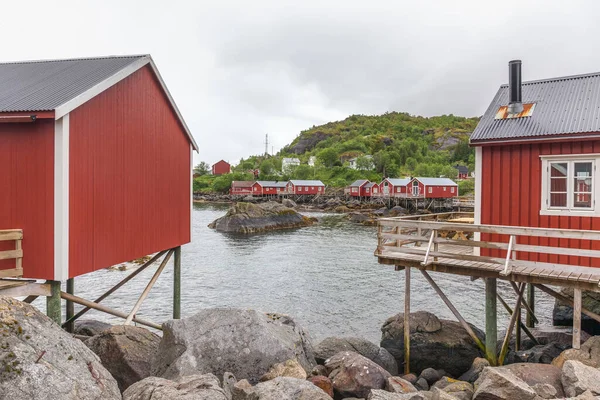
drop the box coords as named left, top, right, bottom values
left=173, top=246, right=181, bottom=319
left=485, top=278, right=498, bottom=366
left=66, top=278, right=75, bottom=333
left=497, top=293, right=539, bottom=345
left=124, top=250, right=173, bottom=325
left=420, top=270, right=486, bottom=354
left=526, top=284, right=535, bottom=328
left=510, top=281, right=538, bottom=325
left=23, top=295, right=38, bottom=304
left=46, top=280, right=61, bottom=325
left=404, top=266, right=410, bottom=374
left=498, top=282, right=526, bottom=365
left=573, top=288, right=582, bottom=349
left=515, top=301, right=521, bottom=351
left=534, top=284, right=600, bottom=324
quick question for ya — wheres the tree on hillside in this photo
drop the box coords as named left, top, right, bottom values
left=194, top=162, right=210, bottom=176
left=292, top=165, right=313, bottom=180
left=355, top=156, right=374, bottom=171
left=317, top=148, right=339, bottom=168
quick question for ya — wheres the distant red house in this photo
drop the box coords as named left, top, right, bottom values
left=212, top=160, right=231, bottom=175
left=286, top=180, right=326, bottom=195
left=253, top=181, right=287, bottom=196
left=346, top=180, right=370, bottom=197
left=406, top=178, right=458, bottom=199
left=454, top=165, right=469, bottom=179
left=230, top=181, right=254, bottom=196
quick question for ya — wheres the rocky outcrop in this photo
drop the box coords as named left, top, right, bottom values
left=85, top=325, right=161, bottom=392
left=381, top=311, right=485, bottom=377
left=74, top=319, right=112, bottom=337
left=123, top=373, right=228, bottom=400
left=553, top=335, right=600, bottom=368
left=553, top=288, right=600, bottom=335
left=0, top=296, right=120, bottom=400
left=324, top=351, right=391, bottom=398
left=232, top=377, right=331, bottom=399
left=513, top=342, right=564, bottom=364
left=473, top=367, right=537, bottom=400
left=562, top=360, right=600, bottom=397
left=208, top=202, right=315, bottom=233
left=500, top=363, right=564, bottom=398
left=314, top=336, right=398, bottom=375
left=153, top=308, right=316, bottom=383
left=289, top=131, right=331, bottom=154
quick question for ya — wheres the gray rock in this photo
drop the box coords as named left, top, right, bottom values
left=368, top=389, right=432, bottom=400
left=314, top=336, right=398, bottom=375
left=418, top=367, right=442, bottom=385
left=208, top=202, right=314, bottom=233
left=281, top=198, right=297, bottom=208
left=381, top=311, right=484, bottom=377
left=473, top=367, right=537, bottom=400
left=122, top=373, right=227, bottom=400
left=553, top=288, right=600, bottom=335
left=528, top=326, right=591, bottom=349
left=562, top=360, right=600, bottom=397
left=348, top=212, right=371, bottom=224
left=532, top=383, right=558, bottom=399
left=73, top=319, right=112, bottom=337
left=386, top=376, right=418, bottom=393
left=513, top=342, right=564, bottom=364
left=458, top=357, right=489, bottom=383
left=223, top=372, right=237, bottom=400
left=553, top=335, right=600, bottom=368
left=415, top=377, right=429, bottom=391
left=325, top=351, right=391, bottom=398
left=441, top=381, right=473, bottom=400
left=402, top=373, right=418, bottom=384
left=499, top=362, right=564, bottom=398
left=153, top=308, right=316, bottom=384
left=431, top=377, right=455, bottom=390
left=290, top=131, right=331, bottom=154
left=0, top=296, right=120, bottom=400
left=85, top=325, right=160, bottom=392
left=566, top=390, right=597, bottom=399
left=232, top=377, right=331, bottom=399
left=311, top=365, right=328, bottom=376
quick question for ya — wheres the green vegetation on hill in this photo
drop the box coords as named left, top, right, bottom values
left=195, top=112, right=480, bottom=193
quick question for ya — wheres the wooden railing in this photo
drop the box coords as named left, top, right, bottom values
left=0, top=229, right=23, bottom=278
left=376, top=214, right=600, bottom=277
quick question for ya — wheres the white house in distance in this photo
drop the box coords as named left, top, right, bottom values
left=282, top=157, right=300, bottom=172
left=308, top=156, right=317, bottom=167
left=349, top=155, right=374, bottom=170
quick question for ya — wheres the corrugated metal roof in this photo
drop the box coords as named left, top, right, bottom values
left=471, top=71, right=600, bottom=142
left=289, top=180, right=325, bottom=186
left=385, top=178, right=411, bottom=186
left=231, top=181, right=254, bottom=188
left=0, top=55, right=147, bottom=112
left=364, top=182, right=376, bottom=188
left=349, top=179, right=369, bottom=187
left=256, top=181, right=287, bottom=188
left=416, top=177, right=457, bottom=186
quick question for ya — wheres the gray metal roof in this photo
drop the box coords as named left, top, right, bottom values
left=385, top=178, right=411, bottom=186
left=289, top=180, right=325, bottom=186
left=364, top=182, right=376, bottom=188
left=0, top=55, right=147, bottom=112
left=349, top=179, right=369, bottom=187
left=416, top=177, right=457, bottom=186
left=256, top=181, right=287, bottom=188
left=471, top=71, right=600, bottom=142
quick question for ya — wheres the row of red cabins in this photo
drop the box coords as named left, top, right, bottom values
left=346, top=177, right=459, bottom=199
left=230, top=180, right=326, bottom=196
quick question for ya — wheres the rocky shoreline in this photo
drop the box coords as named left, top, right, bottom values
left=2, top=296, right=600, bottom=399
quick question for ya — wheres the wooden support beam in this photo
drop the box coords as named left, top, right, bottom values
left=60, top=291, right=162, bottom=330
left=124, top=250, right=173, bottom=325
left=497, top=293, right=539, bottom=346
left=66, top=278, right=75, bottom=333
left=404, top=266, right=410, bottom=374
left=23, top=295, right=38, bottom=304
left=534, top=284, right=600, bottom=324
left=46, top=281, right=61, bottom=325
left=62, top=250, right=167, bottom=328
left=485, top=278, right=498, bottom=366
left=173, top=246, right=181, bottom=319
left=420, top=270, right=486, bottom=354
left=498, top=283, right=526, bottom=365
left=509, top=281, right=539, bottom=325
left=573, top=288, right=582, bottom=350
left=526, top=284, right=535, bottom=328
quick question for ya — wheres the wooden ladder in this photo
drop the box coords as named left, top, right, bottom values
left=0, top=229, right=23, bottom=278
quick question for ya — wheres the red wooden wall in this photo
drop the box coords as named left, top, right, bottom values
left=0, top=120, right=54, bottom=279
left=425, top=185, right=457, bottom=199
left=69, top=65, right=191, bottom=277
left=212, top=161, right=230, bottom=175
left=480, top=140, right=600, bottom=267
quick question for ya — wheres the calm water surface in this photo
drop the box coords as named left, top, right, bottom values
left=34, top=203, right=556, bottom=343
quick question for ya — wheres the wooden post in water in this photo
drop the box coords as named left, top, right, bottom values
left=404, top=266, right=411, bottom=374
left=526, top=284, right=535, bottom=328
left=66, top=278, right=75, bottom=333
left=46, top=280, right=61, bottom=325
left=573, top=288, right=582, bottom=349
left=174, top=246, right=181, bottom=319
left=485, top=278, right=498, bottom=366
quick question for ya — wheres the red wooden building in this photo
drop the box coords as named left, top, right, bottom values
left=454, top=165, right=469, bottom=179
left=0, top=55, right=197, bottom=323
left=212, top=160, right=231, bottom=175
left=376, top=178, right=411, bottom=197
left=346, top=180, right=370, bottom=197
left=407, top=177, right=458, bottom=199
left=286, top=180, right=326, bottom=195
left=230, top=181, right=254, bottom=196
left=471, top=60, right=600, bottom=267
left=253, top=181, right=287, bottom=196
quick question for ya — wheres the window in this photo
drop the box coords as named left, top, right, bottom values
left=397, top=187, right=401, bottom=193
left=542, top=156, right=596, bottom=215
left=451, top=187, right=455, bottom=193
left=428, top=187, right=432, bottom=194
left=254, top=187, right=257, bottom=191
left=443, top=187, right=447, bottom=191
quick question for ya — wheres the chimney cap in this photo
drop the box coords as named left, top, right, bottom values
left=509, top=59, right=522, bottom=65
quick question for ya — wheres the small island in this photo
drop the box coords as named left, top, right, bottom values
left=208, top=202, right=316, bottom=233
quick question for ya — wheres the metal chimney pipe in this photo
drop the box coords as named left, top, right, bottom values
left=508, top=60, right=523, bottom=114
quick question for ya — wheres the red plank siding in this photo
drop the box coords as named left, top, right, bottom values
left=0, top=120, right=54, bottom=279
left=69, top=65, right=191, bottom=277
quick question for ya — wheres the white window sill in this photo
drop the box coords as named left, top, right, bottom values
left=540, top=209, right=598, bottom=217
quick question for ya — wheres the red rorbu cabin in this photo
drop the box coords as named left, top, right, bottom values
left=377, top=178, right=411, bottom=197
left=472, top=60, right=600, bottom=267
left=212, top=160, right=231, bottom=175
left=0, top=55, right=198, bottom=283
left=406, top=178, right=458, bottom=199
left=253, top=181, right=288, bottom=196
left=230, top=181, right=254, bottom=196
left=347, top=180, right=370, bottom=197
left=286, top=180, right=326, bottom=195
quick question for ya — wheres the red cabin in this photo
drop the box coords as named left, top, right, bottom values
left=212, top=160, right=231, bottom=175
left=472, top=60, right=600, bottom=267
left=286, top=180, right=326, bottom=195
left=454, top=165, right=469, bottom=180
left=347, top=180, right=370, bottom=197
left=377, top=178, right=411, bottom=197
left=253, top=181, right=288, bottom=196
left=230, top=181, right=254, bottom=196
left=0, top=55, right=197, bottom=281
left=407, top=178, right=458, bottom=199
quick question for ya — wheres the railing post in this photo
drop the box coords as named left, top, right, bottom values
left=501, top=235, right=516, bottom=276
left=573, top=288, right=582, bottom=349
left=485, top=278, right=498, bottom=366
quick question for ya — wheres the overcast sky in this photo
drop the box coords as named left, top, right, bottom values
left=2, top=1, right=599, bottom=165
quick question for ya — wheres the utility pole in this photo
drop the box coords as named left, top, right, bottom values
left=265, top=134, right=269, bottom=156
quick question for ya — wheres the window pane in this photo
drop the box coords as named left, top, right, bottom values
left=574, top=193, right=592, bottom=208
left=550, top=193, right=567, bottom=207
left=551, top=178, right=567, bottom=191
left=573, top=162, right=593, bottom=208
left=551, top=163, right=568, bottom=177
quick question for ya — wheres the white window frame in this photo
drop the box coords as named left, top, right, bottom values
left=428, top=187, right=432, bottom=194
left=451, top=187, right=455, bottom=193
left=541, top=154, right=598, bottom=216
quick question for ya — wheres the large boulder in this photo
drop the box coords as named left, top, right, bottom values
left=208, top=202, right=315, bottom=233
left=368, top=390, right=432, bottom=400
left=74, top=319, right=112, bottom=337
left=232, top=377, right=331, bottom=399
left=499, top=363, right=564, bottom=398
left=85, top=325, right=161, bottom=392
left=153, top=308, right=316, bottom=383
left=553, top=288, right=600, bottom=335
left=553, top=335, right=600, bottom=368
left=381, top=311, right=484, bottom=377
left=473, top=367, right=537, bottom=400
left=324, top=351, right=391, bottom=398
left=562, top=360, right=600, bottom=397
left=458, top=357, right=489, bottom=383
left=0, top=296, right=120, bottom=400
left=513, top=342, right=564, bottom=364
left=314, top=336, right=398, bottom=375
left=123, top=373, right=228, bottom=400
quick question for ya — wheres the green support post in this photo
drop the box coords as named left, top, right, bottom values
left=66, top=278, right=75, bottom=333
left=485, top=278, right=498, bottom=365
left=526, top=284, right=535, bottom=328
left=46, top=280, right=62, bottom=325
left=173, top=246, right=181, bottom=319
